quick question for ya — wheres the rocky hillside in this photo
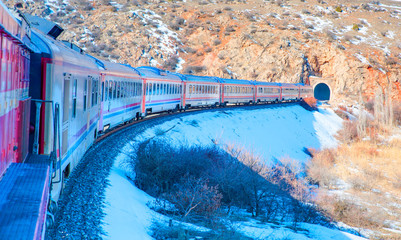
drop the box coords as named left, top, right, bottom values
left=6, top=0, right=401, bottom=103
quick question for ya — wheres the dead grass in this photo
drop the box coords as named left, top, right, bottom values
left=309, top=131, right=401, bottom=237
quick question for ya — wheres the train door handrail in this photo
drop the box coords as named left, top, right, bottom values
left=30, top=99, right=62, bottom=183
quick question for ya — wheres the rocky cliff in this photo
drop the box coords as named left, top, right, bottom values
left=6, top=0, right=401, bottom=103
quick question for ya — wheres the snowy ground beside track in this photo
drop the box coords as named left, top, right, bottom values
left=102, top=105, right=367, bottom=240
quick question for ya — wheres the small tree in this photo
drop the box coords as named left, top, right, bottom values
left=167, top=176, right=222, bottom=220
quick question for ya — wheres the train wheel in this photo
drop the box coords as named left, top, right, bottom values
left=46, top=212, right=55, bottom=229
left=48, top=198, right=58, bottom=215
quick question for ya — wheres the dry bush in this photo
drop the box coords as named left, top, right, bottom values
left=385, top=57, right=398, bottom=66
left=336, top=120, right=358, bottom=142
left=213, top=39, right=222, bottom=46
left=183, top=65, right=206, bottom=74
left=301, top=97, right=317, bottom=111
left=394, top=104, right=401, bottom=125
left=306, top=149, right=336, bottom=188
left=162, top=55, right=180, bottom=71
left=167, top=176, right=222, bottom=219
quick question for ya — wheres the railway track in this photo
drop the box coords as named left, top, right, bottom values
left=45, top=101, right=303, bottom=239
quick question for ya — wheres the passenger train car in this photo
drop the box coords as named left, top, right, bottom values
left=0, top=1, right=31, bottom=175
left=0, top=5, right=313, bottom=239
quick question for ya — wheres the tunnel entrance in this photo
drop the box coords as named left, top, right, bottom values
left=314, top=83, right=330, bottom=101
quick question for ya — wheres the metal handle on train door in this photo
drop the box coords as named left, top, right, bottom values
left=33, top=101, right=42, bottom=155
left=52, top=103, right=62, bottom=183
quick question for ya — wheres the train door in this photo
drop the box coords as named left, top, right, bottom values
left=61, top=74, right=71, bottom=157
left=220, top=84, right=225, bottom=104
left=146, top=81, right=152, bottom=103
left=99, top=75, right=105, bottom=132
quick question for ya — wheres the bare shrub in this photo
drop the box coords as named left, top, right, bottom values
left=337, top=120, right=358, bottom=142
left=300, top=97, right=317, bottom=111
left=225, top=26, right=236, bottom=32
left=204, top=47, right=212, bottom=53
left=306, top=149, right=336, bottom=188
left=162, top=55, right=180, bottom=71
left=244, top=11, right=256, bottom=21
left=385, top=57, right=398, bottom=65
left=184, top=47, right=196, bottom=54
left=325, top=29, right=337, bottom=41
left=183, top=65, right=206, bottom=74
left=213, top=39, right=222, bottom=46
left=167, top=176, right=222, bottom=219
left=393, top=104, right=401, bottom=125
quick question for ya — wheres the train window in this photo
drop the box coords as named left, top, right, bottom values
left=105, top=81, right=108, bottom=100
left=109, top=81, right=114, bottom=100
left=92, top=80, right=96, bottom=106
left=111, top=81, right=117, bottom=100
left=84, top=79, right=88, bottom=111
left=116, top=81, right=119, bottom=99
left=72, top=79, right=77, bottom=118
left=121, top=82, right=124, bottom=98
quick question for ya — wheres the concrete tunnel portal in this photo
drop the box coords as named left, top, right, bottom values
left=314, top=83, right=331, bottom=101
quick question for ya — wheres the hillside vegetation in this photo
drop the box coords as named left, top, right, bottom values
left=307, top=100, right=401, bottom=239
left=5, top=0, right=401, bottom=103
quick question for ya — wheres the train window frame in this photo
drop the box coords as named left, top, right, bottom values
left=72, top=79, right=77, bottom=118
left=105, top=81, right=108, bottom=101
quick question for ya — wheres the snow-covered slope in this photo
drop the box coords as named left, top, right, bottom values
left=102, top=105, right=365, bottom=240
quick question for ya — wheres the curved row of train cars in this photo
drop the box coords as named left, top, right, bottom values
left=0, top=2, right=313, bottom=239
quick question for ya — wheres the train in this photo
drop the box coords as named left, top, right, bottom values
left=0, top=2, right=313, bottom=239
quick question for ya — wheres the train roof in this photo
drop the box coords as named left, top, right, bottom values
left=101, top=61, right=141, bottom=78
left=218, top=78, right=253, bottom=85
left=136, top=66, right=182, bottom=81
left=30, top=29, right=102, bottom=71
left=252, top=81, right=281, bottom=87
left=172, top=73, right=220, bottom=84
left=280, top=83, right=299, bottom=87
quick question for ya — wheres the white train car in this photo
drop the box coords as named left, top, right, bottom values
left=100, top=62, right=142, bottom=131
left=137, top=66, right=183, bottom=114
left=297, top=83, right=314, bottom=100
left=219, top=78, right=254, bottom=105
left=254, top=81, right=282, bottom=103
left=176, top=74, right=220, bottom=108
left=280, top=83, right=300, bottom=102
left=29, top=30, right=102, bottom=199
